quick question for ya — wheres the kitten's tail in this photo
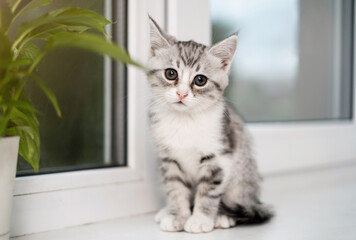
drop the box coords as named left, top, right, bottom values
left=219, top=201, right=274, bottom=225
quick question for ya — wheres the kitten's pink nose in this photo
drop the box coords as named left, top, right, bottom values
left=177, top=91, right=188, bottom=101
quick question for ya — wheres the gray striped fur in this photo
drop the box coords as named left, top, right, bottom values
left=148, top=16, right=272, bottom=233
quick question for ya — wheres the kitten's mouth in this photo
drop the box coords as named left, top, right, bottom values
left=175, top=101, right=186, bottom=106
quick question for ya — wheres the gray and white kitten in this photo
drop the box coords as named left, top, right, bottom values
left=147, top=17, right=272, bottom=233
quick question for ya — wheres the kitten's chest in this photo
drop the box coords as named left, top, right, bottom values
left=152, top=111, right=222, bottom=179
left=151, top=109, right=222, bottom=154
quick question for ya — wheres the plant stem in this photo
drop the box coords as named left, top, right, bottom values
left=12, top=33, right=28, bottom=52
left=28, top=51, right=46, bottom=75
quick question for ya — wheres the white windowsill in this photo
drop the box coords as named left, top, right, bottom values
left=12, top=161, right=356, bottom=240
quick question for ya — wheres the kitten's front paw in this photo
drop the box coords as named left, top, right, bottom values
left=160, top=215, right=187, bottom=232
left=215, top=214, right=236, bottom=229
left=184, top=215, right=214, bottom=233
left=154, top=208, right=168, bottom=223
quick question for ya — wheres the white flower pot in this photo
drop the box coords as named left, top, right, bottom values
left=0, top=136, right=19, bottom=240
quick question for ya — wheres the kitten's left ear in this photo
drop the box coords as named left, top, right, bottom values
left=209, top=33, right=238, bottom=71
left=149, top=15, right=176, bottom=56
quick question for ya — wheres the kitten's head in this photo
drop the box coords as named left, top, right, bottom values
left=147, top=17, right=237, bottom=112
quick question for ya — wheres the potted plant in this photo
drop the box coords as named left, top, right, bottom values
left=0, top=1, right=142, bottom=239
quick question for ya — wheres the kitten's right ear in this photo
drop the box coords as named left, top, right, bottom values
left=149, top=15, right=175, bottom=56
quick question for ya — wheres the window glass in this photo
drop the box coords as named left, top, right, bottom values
left=17, top=0, right=126, bottom=175
left=211, top=0, right=353, bottom=122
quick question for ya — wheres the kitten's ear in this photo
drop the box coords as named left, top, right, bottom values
left=209, top=34, right=238, bottom=71
left=149, top=15, right=176, bottom=56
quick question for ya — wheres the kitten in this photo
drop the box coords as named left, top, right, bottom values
left=147, top=17, right=273, bottom=233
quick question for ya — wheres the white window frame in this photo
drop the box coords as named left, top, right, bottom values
left=11, top=0, right=356, bottom=237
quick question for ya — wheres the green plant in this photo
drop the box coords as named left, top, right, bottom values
left=0, top=0, right=142, bottom=171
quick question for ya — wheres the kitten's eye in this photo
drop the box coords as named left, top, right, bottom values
left=165, top=68, right=178, bottom=81
left=193, top=75, right=208, bottom=87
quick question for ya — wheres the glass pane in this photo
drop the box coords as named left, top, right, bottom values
left=16, top=0, right=126, bottom=175
left=211, top=0, right=353, bottom=122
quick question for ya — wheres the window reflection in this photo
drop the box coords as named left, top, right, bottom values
left=211, top=0, right=353, bottom=122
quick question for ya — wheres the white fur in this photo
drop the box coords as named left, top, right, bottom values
left=150, top=100, right=225, bottom=180
left=184, top=213, right=215, bottom=233
left=215, top=214, right=236, bottom=228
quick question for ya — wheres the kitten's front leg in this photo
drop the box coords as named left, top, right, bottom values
left=159, top=158, right=192, bottom=232
left=184, top=158, right=228, bottom=233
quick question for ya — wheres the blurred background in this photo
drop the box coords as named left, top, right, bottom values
left=211, top=0, right=353, bottom=122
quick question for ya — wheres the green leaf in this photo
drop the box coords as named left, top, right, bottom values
left=6, top=125, right=35, bottom=140
left=6, top=0, right=22, bottom=13
left=31, top=73, right=62, bottom=117
left=49, top=7, right=110, bottom=27
left=20, top=42, right=41, bottom=61
left=16, top=23, right=90, bottom=57
left=45, top=32, right=144, bottom=68
left=21, top=23, right=63, bottom=41
left=2, top=58, right=31, bottom=69
left=12, top=0, right=52, bottom=22
left=6, top=124, right=40, bottom=172
left=4, top=103, right=40, bottom=171
left=64, top=25, right=90, bottom=33
left=0, top=99, right=36, bottom=113
left=7, top=107, right=39, bottom=130
left=16, top=7, right=111, bottom=48
left=26, top=24, right=91, bottom=41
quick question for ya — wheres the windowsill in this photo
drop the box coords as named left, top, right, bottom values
left=12, top=161, right=356, bottom=240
